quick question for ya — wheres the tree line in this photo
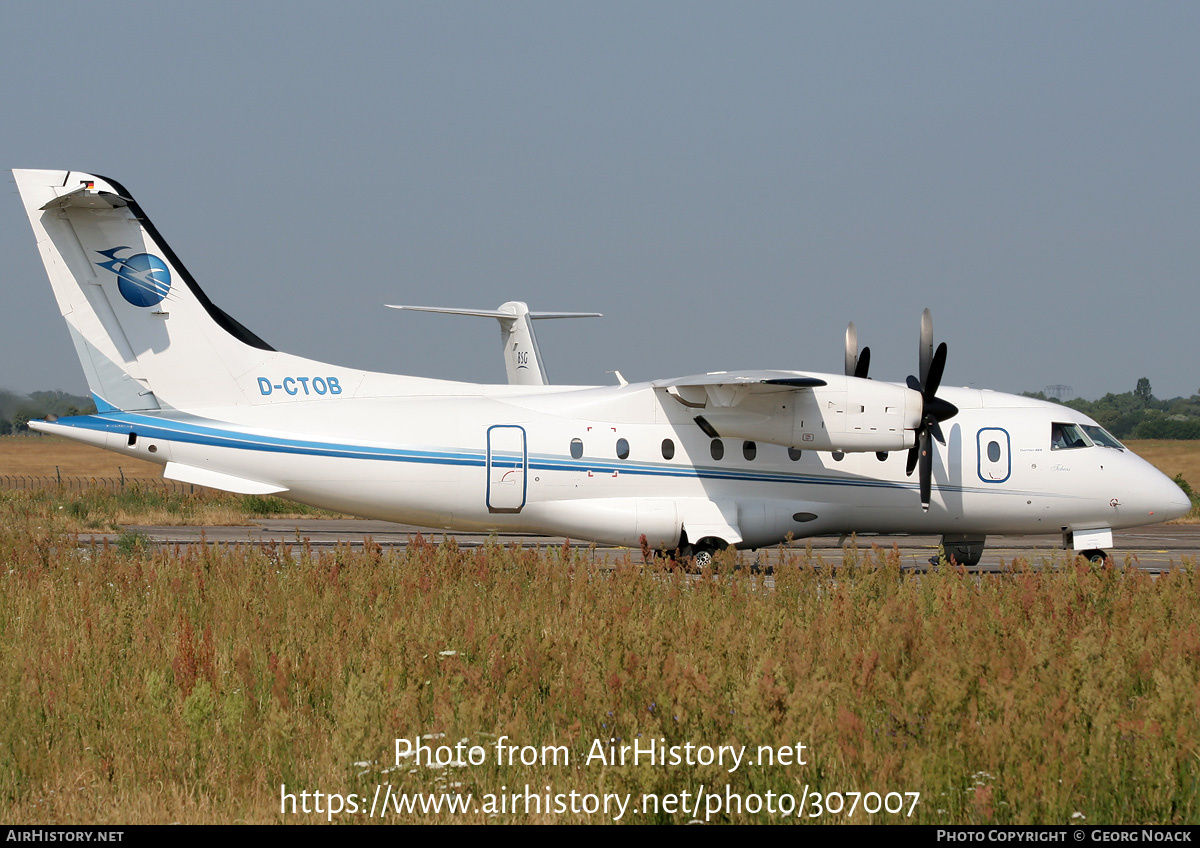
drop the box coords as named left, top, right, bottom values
left=1024, top=378, right=1200, bottom=440
left=0, top=390, right=96, bottom=435
left=2, top=381, right=1198, bottom=440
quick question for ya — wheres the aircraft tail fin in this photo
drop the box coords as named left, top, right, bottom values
left=13, top=169, right=278, bottom=411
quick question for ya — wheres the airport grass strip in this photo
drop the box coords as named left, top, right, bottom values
left=0, top=496, right=1197, bottom=823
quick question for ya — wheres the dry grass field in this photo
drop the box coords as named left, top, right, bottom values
left=0, top=507, right=1195, bottom=824
left=0, top=436, right=334, bottom=527
left=1124, top=440, right=1200, bottom=493
left=0, top=434, right=161, bottom=479
left=1, top=439, right=1198, bottom=824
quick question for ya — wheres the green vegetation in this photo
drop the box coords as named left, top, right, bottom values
left=1172, top=474, right=1200, bottom=518
left=1026, top=379, right=1200, bottom=439
left=0, top=389, right=95, bottom=435
left=0, top=493, right=1196, bottom=824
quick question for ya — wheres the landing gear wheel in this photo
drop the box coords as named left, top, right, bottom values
left=674, top=533, right=727, bottom=571
left=1079, top=549, right=1108, bottom=565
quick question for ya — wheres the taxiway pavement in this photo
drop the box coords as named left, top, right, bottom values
left=83, top=520, right=1200, bottom=573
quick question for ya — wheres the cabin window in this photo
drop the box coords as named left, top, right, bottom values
left=710, top=439, right=724, bottom=461
left=661, top=438, right=675, bottom=460
left=742, top=440, right=757, bottom=461
left=788, top=447, right=802, bottom=461
left=570, top=438, right=583, bottom=459
left=987, top=441, right=1002, bottom=463
left=616, top=438, right=630, bottom=460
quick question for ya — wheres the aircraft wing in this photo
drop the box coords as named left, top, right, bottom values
left=652, top=370, right=920, bottom=453
left=650, top=370, right=828, bottom=409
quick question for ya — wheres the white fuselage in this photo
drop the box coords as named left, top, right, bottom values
left=13, top=167, right=1189, bottom=552
left=40, top=380, right=1190, bottom=550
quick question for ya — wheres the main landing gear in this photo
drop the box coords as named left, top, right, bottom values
left=670, top=531, right=729, bottom=569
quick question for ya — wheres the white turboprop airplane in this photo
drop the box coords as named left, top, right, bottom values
left=13, top=169, right=1191, bottom=566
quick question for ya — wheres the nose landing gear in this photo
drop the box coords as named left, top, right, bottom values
left=1064, top=529, right=1114, bottom=567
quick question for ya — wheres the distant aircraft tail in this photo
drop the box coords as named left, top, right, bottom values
left=387, top=301, right=602, bottom=385
left=13, top=169, right=281, bottom=411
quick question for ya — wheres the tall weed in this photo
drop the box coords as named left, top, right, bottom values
left=0, top=520, right=1196, bottom=824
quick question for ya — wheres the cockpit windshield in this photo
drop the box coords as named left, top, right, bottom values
left=1082, top=425, right=1124, bottom=450
left=1050, top=422, right=1091, bottom=450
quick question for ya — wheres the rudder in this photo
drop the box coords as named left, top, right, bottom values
left=13, top=169, right=276, bottom=411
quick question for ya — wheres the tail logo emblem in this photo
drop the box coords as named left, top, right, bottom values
left=95, top=247, right=172, bottom=307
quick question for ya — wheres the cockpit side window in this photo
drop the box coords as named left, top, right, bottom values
left=1082, top=425, right=1124, bottom=450
left=1050, top=422, right=1091, bottom=451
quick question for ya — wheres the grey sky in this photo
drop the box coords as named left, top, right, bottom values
left=2, top=2, right=1197, bottom=401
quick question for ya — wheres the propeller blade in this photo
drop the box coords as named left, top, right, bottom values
left=845, top=322, right=857, bottom=377
left=920, top=434, right=932, bottom=510
left=854, top=346, right=871, bottom=379
left=904, top=310, right=954, bottom=509
left=925, top=342, right=948, bottom=397
left=919, top=308, right=933, bottom=387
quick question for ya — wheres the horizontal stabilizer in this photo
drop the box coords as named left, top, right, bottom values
left=38, top=182, right=131, bottom=211
left=163, top=461, right=288, bottom=495
left=387, top=304, right=602, bottom=320
left=389, top=305, right=512, bottom=318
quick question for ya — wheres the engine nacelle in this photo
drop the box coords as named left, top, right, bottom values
left=691, top=376, right=921, bottom=453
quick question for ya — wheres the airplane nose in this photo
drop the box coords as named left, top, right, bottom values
left=1122, top=457, right=1193, bottom=524
left=1157, top=474, right=1192, bottom=522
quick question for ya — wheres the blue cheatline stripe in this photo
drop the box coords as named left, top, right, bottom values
left=43, top=406, right=1064, bottom=499
left=51, top=410, right=487, bottom=469
left=91, top=393, right=121, bottom=414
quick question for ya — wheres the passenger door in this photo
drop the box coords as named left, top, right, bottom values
left=977, top=428, right=1011, bottom=483
left=486, top=425, right=527, bottom=512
